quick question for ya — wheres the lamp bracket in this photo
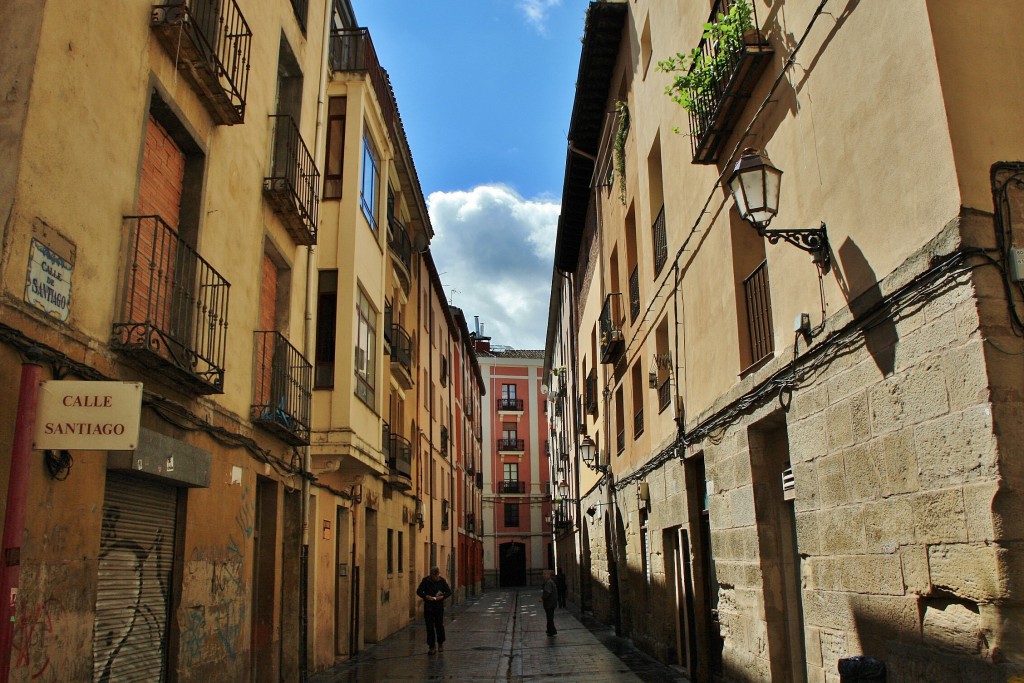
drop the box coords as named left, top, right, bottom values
left=758, top=222, right=830, bottom=271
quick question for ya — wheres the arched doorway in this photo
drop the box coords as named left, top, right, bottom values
left=498, top=541, right=526, bottom=587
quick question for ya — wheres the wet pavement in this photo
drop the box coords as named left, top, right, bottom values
left=308, top=588, right=689, bottom=682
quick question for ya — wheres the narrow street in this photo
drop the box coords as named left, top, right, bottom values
left=308, top=589, right=688, bottom=682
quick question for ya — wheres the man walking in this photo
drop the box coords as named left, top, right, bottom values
left=541, top=569, right=558, bottom=636
left=416, top=566, right=453, bottom=654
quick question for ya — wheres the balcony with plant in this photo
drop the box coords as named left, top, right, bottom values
left=658, top=0, right=773, bottom=164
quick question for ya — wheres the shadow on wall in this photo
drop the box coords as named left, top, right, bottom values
left=835, top=237, right=897, bottom=377
left=850, top=595, right=1024, bottom=682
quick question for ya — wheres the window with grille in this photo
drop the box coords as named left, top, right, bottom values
left=743, top=260, right=774, bottom=365
left=504, top=503, right=520, bottom=527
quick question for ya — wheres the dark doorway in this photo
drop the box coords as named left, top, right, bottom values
left=498, top=542, right=526, bottom=587
left=251, top=478, right=278, bottom=683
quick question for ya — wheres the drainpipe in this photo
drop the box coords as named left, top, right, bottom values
left=0, top=362, right=42, bottom=683
left=300, top=1, right=334, bottom=678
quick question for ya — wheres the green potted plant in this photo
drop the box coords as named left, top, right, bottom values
left=657, top=0, right=755, bottom=128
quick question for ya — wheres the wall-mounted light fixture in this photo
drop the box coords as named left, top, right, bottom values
left=579, top=435, right=608, bottom=474
left=729, top=148, right=830, bottom=272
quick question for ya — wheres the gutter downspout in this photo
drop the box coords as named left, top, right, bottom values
left=301, top=2, right=333, bottom=677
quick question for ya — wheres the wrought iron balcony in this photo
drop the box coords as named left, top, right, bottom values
left=390, top=323, right=413, bottom=389
left=497, top=438, right=525, bottom=453
left=465, top=513, right=475, bottom=533
left=383, top=301, right=393, bottom=351
left=440, top=426, right=449, bottom=458
left=263, top=115, right=319, bottom=245
left=441, top=499, right=450, bottom=530
left=151, top=0, right=251, bottom=125
left=251, top=331, right=312, bottom=445
left=599, top=293, right=625, bottom=364
left=387, top=430, right=413, bottom=490
left=498, top=480, right=526, bottom=494
left=112, top=216, right=229, bottom=394
left=497, top=398, right=524, bottom=412
left=687, top=0, right=773, bottom=164
left=388, top=217, right=412, bottom=285
left=330, top=29, right=396, bottom=136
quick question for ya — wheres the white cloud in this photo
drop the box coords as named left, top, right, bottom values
left=427, top=184, right=559, bottom=350
left=517, top=0, right=562, bottom=33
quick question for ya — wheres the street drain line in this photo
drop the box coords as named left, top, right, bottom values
left=506, top=590, right=519, bottom=681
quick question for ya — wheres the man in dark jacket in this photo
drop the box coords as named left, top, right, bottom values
left=416, top=566, right=453, bottom=654
left=541, top=569, right=558, bottom=636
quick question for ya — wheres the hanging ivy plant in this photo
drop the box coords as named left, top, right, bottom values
left=613, top=100, right=630, bottom=205
left=656, top=0, right=754, bottom=128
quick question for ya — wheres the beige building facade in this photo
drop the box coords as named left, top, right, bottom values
left=0, top=1, right=481, bottom=680
left=546, top=1, right=1024, bottom=681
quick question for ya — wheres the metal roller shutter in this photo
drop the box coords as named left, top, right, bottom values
left=93, top=474, right=178, bottom=683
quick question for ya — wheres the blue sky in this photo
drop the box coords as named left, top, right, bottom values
left=352, top=1, right=589, bottom=349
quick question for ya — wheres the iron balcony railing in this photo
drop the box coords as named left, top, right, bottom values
left=330, top=29, right=397, bottom=134
left=744, top=260, right=774, bottom=365
left=687, top=0, right=773, bottom=164
left=652, top=206, right=668, bottom=276
left=440, top=426, right=449, bottom=458
left=112, top=216, right=229, bottom=394
left=498, top=480, right=526, bottom=494
left=388, top=216, right=412, bottom=275
left=390, top=323, right=412, bottom=373
left=441, top=500, right=450, bottom=530
left=497, top=397, right=524, bottom=412
left=251, top=331, right=312, bottom=445
left=658, top=377, right=672, bottom=413
left=629, top=264, right=641, bottom=322
left=497, top=438, right=525, bottom=453
left=585, top=369, right=598, bottom=416
left=466, top=513, right=475, bottom=533
left=383, top=302, right=393, bottom=348
left=634, top=407, right=644, bottom=439
left=388, top=431, right=412, bottom=479
left=600, top=293, right=625, bottom=364
left=263, top=115, right=320, bottom=245
left=151, top=0, right=251, bottom=125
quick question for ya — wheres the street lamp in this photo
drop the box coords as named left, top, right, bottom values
left=557, top=480, right=571, bottom=500
left=728, top=148, right=830, bottom=271
left=579, top=435, right=608, bottom=474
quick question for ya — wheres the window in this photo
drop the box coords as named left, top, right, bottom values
left=323, top=97, right=346, bottom=199
left=502, top=422, right=517, bottom=442
left=440, top=355, right=448, bottom=387
left=632, top=361, right=644, bottom=439
left=360, top=131, right=379, bottom=230
left=504, top=503, right=520, bottom=527
left=744, top=260, right=774, bottom=366
left=387, top=528, right=394, bottom=574
left=503, top=462, right=518, bottom=482
left=398, top=530, right=404, bottom=573
left=314, top=271, right=338, bottom=388
left=354, top=288, right=377, bottom=406
left=502, top=384, right=517, bottom=400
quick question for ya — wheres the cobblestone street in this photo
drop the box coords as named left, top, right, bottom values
left=308, top=589, right=689, bottom=682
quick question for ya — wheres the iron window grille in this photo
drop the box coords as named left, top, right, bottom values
left=652, top=205, right=668, bottom=275
left=743, top=259, right=774, bottom=365
left=629, top=264, right=641, bottom=322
